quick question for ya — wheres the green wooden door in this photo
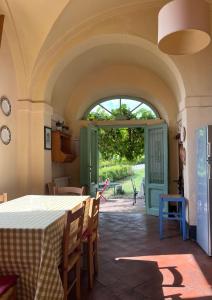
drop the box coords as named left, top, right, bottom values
left=145, top=123, right=168, bottom=216
left=80, top=126, right=99, bottom=196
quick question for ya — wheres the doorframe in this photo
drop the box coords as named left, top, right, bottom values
left=87, top=119, right=167, bottom=208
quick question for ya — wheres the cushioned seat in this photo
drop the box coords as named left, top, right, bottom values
left=0, top=275, right=18, bottom=299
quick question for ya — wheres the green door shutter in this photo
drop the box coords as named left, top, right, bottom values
left=145, top=123, right=168, bottom=216
left=80, top=126, right=99, bottom=196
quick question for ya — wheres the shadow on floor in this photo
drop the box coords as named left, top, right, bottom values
left=80, top=198, right=212, bottom=300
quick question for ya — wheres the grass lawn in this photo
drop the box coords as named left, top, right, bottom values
left=103, top=167, right=145, bottom=198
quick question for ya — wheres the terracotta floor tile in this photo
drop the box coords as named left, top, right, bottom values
left=81, top=198, right=212, bottom=300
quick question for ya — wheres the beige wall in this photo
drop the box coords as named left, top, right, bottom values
left=0, top=33, right=18, bottom=199
left=181, top=98, right=212, bottom=225
left=1, top=0, right=212, bottom=227
left=17, top=101, right=53, bottom=195
left=57, top=64, right=179, bottom=193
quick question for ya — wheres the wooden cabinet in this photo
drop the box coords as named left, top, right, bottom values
left=51, top=130, right=75, bottom=162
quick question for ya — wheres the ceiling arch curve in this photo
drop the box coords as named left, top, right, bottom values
left=30, top=33, right=186, bottom=113
left=64, top=63, right=178, bottom=127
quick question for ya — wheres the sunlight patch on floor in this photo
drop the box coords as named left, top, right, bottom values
left=115, top=254, right=212, bottom=299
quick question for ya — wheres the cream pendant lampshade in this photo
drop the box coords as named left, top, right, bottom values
left=0, top=15, right=4, bottom=47
left=158, top=0, right=211, bottom=55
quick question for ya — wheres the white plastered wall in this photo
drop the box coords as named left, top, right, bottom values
left=1, top=0, right=212, bottom=223
left=0, top=33, right=18, bottom=199
left=181, top=97, right=212, bottom=225
left=53, top=64, right=179, bottom=192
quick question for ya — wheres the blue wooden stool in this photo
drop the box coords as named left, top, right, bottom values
left=159, top=194, right=187, bottom=240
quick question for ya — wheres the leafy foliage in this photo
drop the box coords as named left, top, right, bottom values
left=87, top=104, right=156, bottom=121
left=99, top=164, right=134, bottom=181
left=99, top=127, right=144, bottom=162
left=87, top=104, right=156, bottom=162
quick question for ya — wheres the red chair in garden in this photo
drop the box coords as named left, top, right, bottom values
left=97, top=178, right=110, bottom=202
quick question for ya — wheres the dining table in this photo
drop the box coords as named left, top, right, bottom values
left=0, top=194, right=91, bottom=300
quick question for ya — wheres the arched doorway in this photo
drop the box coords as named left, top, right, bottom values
left=80, top=96, right=168, bottom=216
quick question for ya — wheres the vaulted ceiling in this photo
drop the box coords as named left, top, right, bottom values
left=1, top=0, right=212, bottom=110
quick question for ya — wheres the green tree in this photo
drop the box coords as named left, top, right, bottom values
left=87, top=105, right=156, bottom=162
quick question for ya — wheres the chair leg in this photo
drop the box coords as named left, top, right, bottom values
left=13, top=288, right=17, bottom=300
left=94, top=238, right=98, bottom=275
left=63, top=271, right=68, bottom=300
left=159, top=199, right=163, bottom=239
left=87, top=238, right=94, bottom=289
left=182, top=200, right=187, bottom=240
left=76, top=260, right=81, bottom=300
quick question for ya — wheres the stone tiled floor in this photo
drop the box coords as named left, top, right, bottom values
left=81, top=198, right=212, bottom=300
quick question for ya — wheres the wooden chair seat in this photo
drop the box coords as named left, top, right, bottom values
left=0, top=275, right=18, bottom=300
left=82, top=230, right=97, bottom=242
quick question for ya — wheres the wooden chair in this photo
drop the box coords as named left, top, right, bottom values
left=0, top=193, right=7, bottom=203
left=61, top=204, right=85, bottom=300
left=53, top=186, right=85, bottom=196
left=46, top=182, right=55, bottom=195
left=0, top=275, right=18, bottom=300
left=82, top=196, right=100, bottom=289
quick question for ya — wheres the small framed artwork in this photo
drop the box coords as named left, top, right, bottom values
left=44, top=126, right=52, bottom=150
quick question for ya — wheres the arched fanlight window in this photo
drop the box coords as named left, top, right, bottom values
left=84, top=97, right=159, bottom=120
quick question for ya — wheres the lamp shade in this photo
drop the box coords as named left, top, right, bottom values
left=158, top=0, right=211, bottom=55
left=0, top=15, right=4, bottom=48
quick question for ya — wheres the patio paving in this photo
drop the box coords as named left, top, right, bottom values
left=81, top=197, right=212, bottom=300
left=99, top=196, right=145, bottom=213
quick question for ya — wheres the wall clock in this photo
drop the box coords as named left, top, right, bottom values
left=0, top=96, right=11, bottom=116
left=0, top=126, right=11, bottom=145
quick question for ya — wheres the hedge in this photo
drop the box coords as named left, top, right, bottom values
left=99, top=165, right=134, bottom=181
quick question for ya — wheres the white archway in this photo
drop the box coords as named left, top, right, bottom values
left=30, top=34, right=185, bottom=110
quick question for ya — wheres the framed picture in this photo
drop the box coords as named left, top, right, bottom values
left=44, top=126, right=52, bottom=150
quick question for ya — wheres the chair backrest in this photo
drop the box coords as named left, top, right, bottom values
left=88, top=196, right=100, bottom=235
left=53, top=186, right=85, bottom=196
left=0, top=193, right=7, bottom=203
left=63, top=203, right=85, bottom=269
left=47, top=182, right=55, bottom=195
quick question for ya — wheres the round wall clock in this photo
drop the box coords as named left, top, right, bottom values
left=0, top=96, right=11, bottom=116
left=0, top=126, right=11, bottom=145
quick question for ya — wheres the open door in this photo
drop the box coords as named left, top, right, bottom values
left=145, top=123, right=168, bottom=216
left=80, top=126, right=99, bottom=196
